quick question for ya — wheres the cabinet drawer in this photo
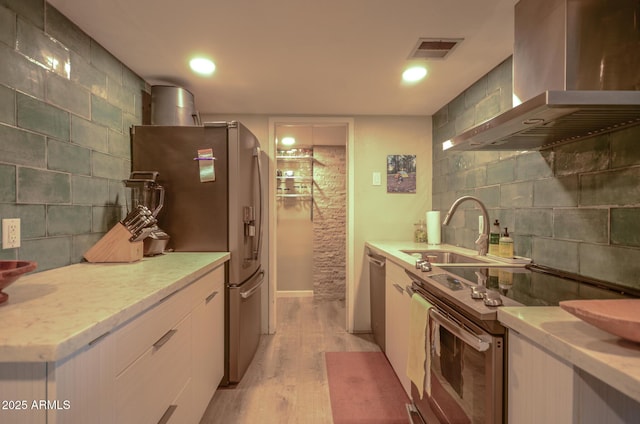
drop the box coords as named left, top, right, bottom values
left=192, top=276, right=225, bottom=418
left=189, top=266, right=224, bottom=308
left=115, top=314, right=191, bottom=424
left=114, top=278, right=201, bottom=375
left=385, top=261, right=412, bottom=396
left=164, top=378, right=193, bottom=424
left=386, top=260, right=411, bottom=287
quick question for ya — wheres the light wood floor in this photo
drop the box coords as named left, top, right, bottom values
left=199, top=297, right=380, bottom=424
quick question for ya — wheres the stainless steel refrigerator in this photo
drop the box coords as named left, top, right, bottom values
left=130, top=121, right=264, bottom=385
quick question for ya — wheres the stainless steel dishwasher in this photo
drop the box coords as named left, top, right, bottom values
left=366, top=249, right=386, bottom=351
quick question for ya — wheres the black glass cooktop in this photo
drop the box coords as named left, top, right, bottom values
left=438, top=265, right=636, bottom=306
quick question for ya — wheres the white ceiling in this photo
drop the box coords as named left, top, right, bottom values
left=48, top=0, right=517, bottom=117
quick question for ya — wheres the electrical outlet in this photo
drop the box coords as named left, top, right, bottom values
left=2, top=218, right=20, bottom=249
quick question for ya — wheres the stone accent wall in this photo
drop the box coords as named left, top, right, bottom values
left=0, top=0, right=146, bottom=270
left=312, top=146, right=346, bottom=300
left=432, top=56, right=640, bottom=291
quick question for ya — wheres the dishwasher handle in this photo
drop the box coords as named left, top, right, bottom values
left=366, top=254, right=385, bottom=268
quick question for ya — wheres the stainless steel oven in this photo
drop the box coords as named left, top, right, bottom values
left=404, top=263, right=637, bottom=424
left=406, top=273, right=504, bottom=424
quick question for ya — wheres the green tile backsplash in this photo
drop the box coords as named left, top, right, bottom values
left=432, top=56, right=640, bottom=290
left=17, top=93, right=70, bottom=140
left=0, top=1, right=146, bottom=269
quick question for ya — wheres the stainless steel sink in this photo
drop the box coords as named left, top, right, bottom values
left=401, top=250, right=488, bottom=264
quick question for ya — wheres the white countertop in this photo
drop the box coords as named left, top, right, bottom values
left=499, top=307, right=640, bottom=404
left=0, top=252, right=229, bottom=363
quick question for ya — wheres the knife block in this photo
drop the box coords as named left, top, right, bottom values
left=84, top=223, right=143, bottom=263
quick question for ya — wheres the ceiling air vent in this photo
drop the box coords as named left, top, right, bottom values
left=409, top=38, right=463, bottom=60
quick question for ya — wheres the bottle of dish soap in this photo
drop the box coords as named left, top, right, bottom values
left=499, top=227, right=514, bottom=258
left=488, top=219, right=500, bottom=256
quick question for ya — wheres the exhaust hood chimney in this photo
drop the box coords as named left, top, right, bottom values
left=514, top=0, right=640, bottom=104
left=443, top=0, right=640, bottom=152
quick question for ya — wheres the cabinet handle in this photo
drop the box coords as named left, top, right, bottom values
left=392, top=283, right=405, bottom=294
left=205, top=291, right=219, bottom=303
left=153, top=329, right=177, bottom=349
left=88, top=331, right=111, bottom=346
left=159, top=290, right=178, bottom=303
left=157, top=405, right=177, bottom=424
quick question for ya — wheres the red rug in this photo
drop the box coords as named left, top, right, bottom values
left=325, top=351, right=410, bottom=424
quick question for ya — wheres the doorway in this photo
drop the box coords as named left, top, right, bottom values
left=268, top=117, right=354, bottom=334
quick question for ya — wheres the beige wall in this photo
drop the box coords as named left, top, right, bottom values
left=202, top=113, right=432, bottom=332
left=352, top=116, right=432, bottom=331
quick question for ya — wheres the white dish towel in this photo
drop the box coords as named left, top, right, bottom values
left=406, top=293, right=432, bottom=399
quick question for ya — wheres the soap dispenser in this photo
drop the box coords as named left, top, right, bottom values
left=498, top=227, right=514, bottom=258
left=489, top=219, right=500, bottom=256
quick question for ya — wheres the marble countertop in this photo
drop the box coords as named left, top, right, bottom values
left=498, top=307, right=640, bottom=404
left=0, top=252, right=229, bottom=363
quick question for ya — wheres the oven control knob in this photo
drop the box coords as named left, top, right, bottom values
left=483, top=291, right=503, bottom=307
left=470, top=286, right=486, bottom=299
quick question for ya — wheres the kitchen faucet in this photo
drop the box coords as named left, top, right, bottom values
left=442, top=196, right=490, bottom=256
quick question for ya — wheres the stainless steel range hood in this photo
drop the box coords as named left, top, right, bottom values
left=444, top=0, right=640, bottom=152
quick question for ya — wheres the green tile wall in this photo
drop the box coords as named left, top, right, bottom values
left=0, top=1, right=147, bottom=268
left=432, top=56, right=640, bottom=290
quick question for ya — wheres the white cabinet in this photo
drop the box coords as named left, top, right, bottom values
left=192, top=267, right=225, bottom=419
left=0, top=264, right=225, bottom=424
left=49, top=332, right=114, bottom=424
left=385, top=260, right=412, bottom=396
left=111, top=265, right=225, bottom=424
left=0, top=363, right=46, bottom=424
left=115, top=313, right=192, bottom=424
left=507, top=329, right=574, bottom=424
left=0, top=332, right=114, bottom=424
left=508, top=329, right=640, bottom=424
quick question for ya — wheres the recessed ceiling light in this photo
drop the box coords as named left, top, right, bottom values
left=189, top=57, right=216, bottom=76
left=281, top=137, right=295, bottom=146
left=402, top=66, right=427, bottom=83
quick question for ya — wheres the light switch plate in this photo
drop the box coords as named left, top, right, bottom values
left=2, top=218, right=20, bottom=249
left=372, top=172, right=381, bottom=186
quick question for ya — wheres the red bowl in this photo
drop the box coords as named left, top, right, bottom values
left=0, top=260, right=37, bottom=304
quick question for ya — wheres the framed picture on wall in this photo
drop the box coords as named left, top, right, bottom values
left=387, top=154, right=416, bottom=193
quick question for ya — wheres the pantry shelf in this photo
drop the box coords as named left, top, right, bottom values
left=276, top=194, right=313, bottom=199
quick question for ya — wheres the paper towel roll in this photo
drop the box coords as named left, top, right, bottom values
left=426, top=211, right=441, bottom=245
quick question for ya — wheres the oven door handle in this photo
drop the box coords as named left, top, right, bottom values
left=429, top=308, right=491, bottom=352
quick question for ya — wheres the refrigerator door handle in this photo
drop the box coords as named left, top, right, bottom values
left=253, top=146, right=264, bottom=261
left=240, top=270, right=265, bottom=299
